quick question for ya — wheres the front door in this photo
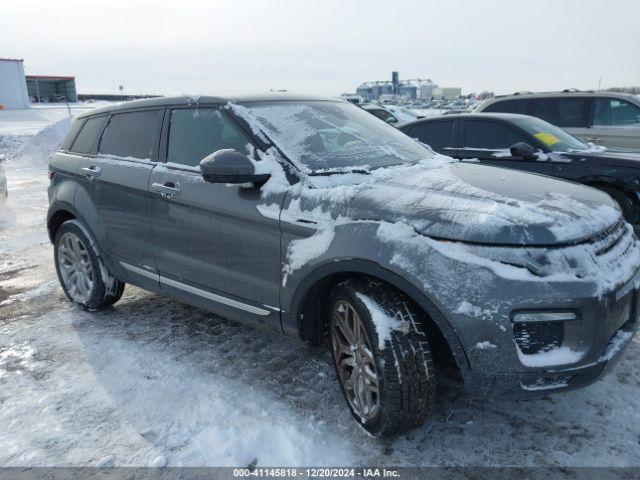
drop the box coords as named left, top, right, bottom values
left=149, top=106, right=285, bottom=328
left=588, top=97, right=640, bottom=149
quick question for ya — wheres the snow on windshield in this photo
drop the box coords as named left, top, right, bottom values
left=228, top=101, right=431, bottom=172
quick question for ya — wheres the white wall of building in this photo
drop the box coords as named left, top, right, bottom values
left=0, top=59, right=30, bottom=109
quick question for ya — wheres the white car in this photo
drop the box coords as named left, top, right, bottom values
left=475, top=90, right=640, bottom=149
left=362, top=104, right=423, bottom=126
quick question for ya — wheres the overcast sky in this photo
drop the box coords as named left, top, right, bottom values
left=2, top=0, right=639, bottom=97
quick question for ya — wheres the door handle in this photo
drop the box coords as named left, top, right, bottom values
left=587, top=137, right=602, bottom=143
left=151, top=182, right=181, bottom=198
left=81, top=166, right=102, bottom=179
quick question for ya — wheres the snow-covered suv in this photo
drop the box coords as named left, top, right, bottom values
left=47, top=94, right=640, bottom=436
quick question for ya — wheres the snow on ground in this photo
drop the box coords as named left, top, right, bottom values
left=0, top=106, right=639, bottom=467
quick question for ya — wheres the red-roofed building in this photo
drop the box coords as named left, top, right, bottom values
left=26, top=75, right=77, bottom=103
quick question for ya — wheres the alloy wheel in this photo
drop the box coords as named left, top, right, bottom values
left=331, top=300, right=380, bottom=421
left=57, top=232, right=94, bottom=303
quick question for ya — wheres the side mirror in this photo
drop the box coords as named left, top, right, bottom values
left=387, top=116, right=398, bottom=124
left=510, top=142, right=537, bottom=160
left=199, top=149, right=271, bottom=185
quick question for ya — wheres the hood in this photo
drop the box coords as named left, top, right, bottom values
left=343, top=163, right=621, bottom=246
left=564, top=149, right=640, bottom=168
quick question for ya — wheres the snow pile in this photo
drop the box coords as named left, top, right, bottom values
left=9, top=116, right=71, bottom=165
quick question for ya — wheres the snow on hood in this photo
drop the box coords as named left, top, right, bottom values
left=276, top=160, right=621, bottom=247
left=348, top=162, right=621, bottom=245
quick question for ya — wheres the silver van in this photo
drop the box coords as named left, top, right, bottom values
left=476, top=91, right=640, bottom=149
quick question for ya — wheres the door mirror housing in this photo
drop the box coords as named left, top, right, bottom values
left=199, top=149, right=271, bottom=185
left=510, top=142, right=537, bottom=160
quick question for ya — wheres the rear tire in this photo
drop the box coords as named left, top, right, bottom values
left=329, top=278, right=436, bottom=437
left=54, top=220, right=125, bottom=310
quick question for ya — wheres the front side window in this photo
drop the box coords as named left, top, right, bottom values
left=513, top=116, right=589, bottom=152
left=167, top=108, right=252, bottom=168
left=594, top=98, right=640, bottom=126
left=70, top=116, right=108, bottom=154
left=463, top=120, right=528, bottom=150
left=235, top=101, right=431, bottom=171
left=406, top=121, right=454, bottom=151
left=99, top=110, right=162, bottom=159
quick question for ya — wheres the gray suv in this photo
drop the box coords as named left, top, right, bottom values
left=476, top=91, right=640, bottom=149
left=48, top=94, right=640, bottom=436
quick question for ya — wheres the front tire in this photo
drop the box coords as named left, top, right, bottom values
left=329, top=278, right=436, bottom=437
left=54, top=220, right=125, bottom=310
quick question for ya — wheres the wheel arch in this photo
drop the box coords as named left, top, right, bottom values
left=284, top=259, right=471, bottom=372
left=581, top=175, right=639, bottom=221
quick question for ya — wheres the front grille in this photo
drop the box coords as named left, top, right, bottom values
left=513, top=321, right=564, bottom=355
left=591, top=218, right=625, bottom=256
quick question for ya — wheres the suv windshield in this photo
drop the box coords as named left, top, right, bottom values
left=236, top=101, right=431, bottom=171
left=513, top=116, right=590, bottom=152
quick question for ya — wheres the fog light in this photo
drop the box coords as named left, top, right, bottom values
left=512, top=311, right=578, bottom=323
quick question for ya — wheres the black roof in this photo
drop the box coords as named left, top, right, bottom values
left=76, top=92, right=339, bottom=119
left=400, top=112, right=532, bottom=129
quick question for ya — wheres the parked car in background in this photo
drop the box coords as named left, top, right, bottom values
left=400, top=113, right=640, bottom=225
left=475, top=91, right=640, bottom=149
left=362, top=103, right=423, bottom=125
left=48, top=95, right=639, bottom=436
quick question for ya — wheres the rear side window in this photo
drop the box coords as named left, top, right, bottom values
left=167, top=108, right=252, bottom=167
left=528, top=97, right=590, bottom=127
left=463, top=120, right=528, bottom=149
left=555, top=98, right=590, bottom=127
left=483, top=99, right=530, bottom=114
left=405, top=121, right=454, bottom=151
left=594, top=98, right=640, bottom=126
left=69, top=116, right=108, bottom=154
left=99, top=110, right=162, bottom=160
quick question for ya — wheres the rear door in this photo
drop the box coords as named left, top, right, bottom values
left=149, top=106, right=284, bottom=328
left=590, top=97, right=640, bottom=148
left=90, top=109, right=163, bottom=284
left=402, top=119, right=457, bottom=156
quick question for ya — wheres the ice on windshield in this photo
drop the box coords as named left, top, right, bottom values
left=229, top=101, right=432, bottom=172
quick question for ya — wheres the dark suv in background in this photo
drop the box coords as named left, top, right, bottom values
left=400, top=113, right=640, bottom=226
left=48, top=95, right=640, bottom=436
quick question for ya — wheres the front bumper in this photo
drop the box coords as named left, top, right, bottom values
left=462, top=320, right=638, bottom=399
